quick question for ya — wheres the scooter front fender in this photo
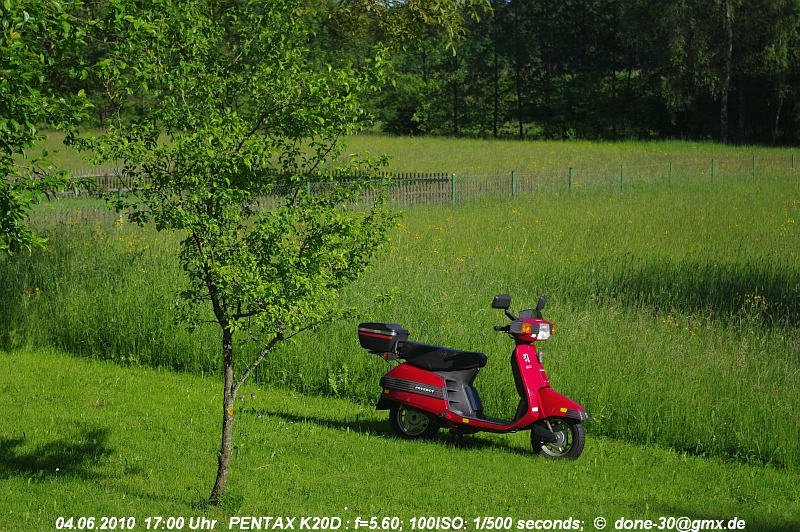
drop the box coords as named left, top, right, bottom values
left=537, top=387, right=588, bottom=421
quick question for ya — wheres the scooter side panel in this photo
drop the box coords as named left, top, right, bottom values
left=379, top=363, right=449, bottom=414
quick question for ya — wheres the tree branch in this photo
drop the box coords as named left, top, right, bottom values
left=232, top=332, right=282, bottom=398
left=305, top=129, right=345, bottom=176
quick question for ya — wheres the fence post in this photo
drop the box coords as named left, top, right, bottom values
left=117, top=186, right=123, bottom=223
left=752, top=157, right=756, bottom=180
left=511, top=171, right=516, bottom=197
left=568, top=167, right=573, bottom=196
left=620, top=165, right=625, bottom=194
left=451, top=173, right=456, bottom=206
left=669, top=161, right=673, bottom=187
left=711, top=159, right=715, bottom=180
left=306, top=180, right=311, bottom=195
left=792, top=154, right=795, bottom=169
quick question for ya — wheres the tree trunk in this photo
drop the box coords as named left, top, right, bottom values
left=515, top=75, right=523, bottom=140
left=611, top=66, right=617, bottom=138
left=492, top=10, right=499, bottom=139
left=610, top=7, right=619, bottom=138
left=512, top=2, right=523, bottom=140
left=541, top=2, right=551, bottom=112
left=624, top=49, right=633, bottom=133
left=421, top=45, right=428, bottom=84
left=772, top=97, right=783, bottom=146
left=452, top=51, right=459, bottom=137
left=737, top=73, right=745, bottom=144
left=209, top=326, right=235, bottom=504
left=720, top=0, right=733, bottom=144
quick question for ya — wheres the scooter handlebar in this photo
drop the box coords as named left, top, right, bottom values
left=494, top=325, right=510, bottom=332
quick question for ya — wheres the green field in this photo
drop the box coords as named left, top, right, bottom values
left=1, top=349, right=799, bottom=532
left=29, top=130, right=798, bottom=173
left=2, top=136, right=799, bottom=526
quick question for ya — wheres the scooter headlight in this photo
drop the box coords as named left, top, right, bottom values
left=510, top=320, right=552, bottom=340
left=536, top=323, right=551, bottom=340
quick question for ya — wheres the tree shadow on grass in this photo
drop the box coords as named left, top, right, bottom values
left=261, top=408, right=533, bottom=457
left=0, top=426, right=112, bottom=480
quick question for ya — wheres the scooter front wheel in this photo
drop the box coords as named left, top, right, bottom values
left=389, top=404, right=440, bottom=440
left=531, top=417, right=585, bottom=459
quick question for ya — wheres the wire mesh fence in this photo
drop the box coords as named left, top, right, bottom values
left=24, top=155, right=798, bottom=224
left=27, top=202, right=123, bottom=225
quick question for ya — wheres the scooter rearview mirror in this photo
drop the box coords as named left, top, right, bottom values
left=536, top=296, right=546, bottom=312
left=491, top=294, right=511, bottom=310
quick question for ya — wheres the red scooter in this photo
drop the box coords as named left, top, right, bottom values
left=358, top=294, right=587, bottom=459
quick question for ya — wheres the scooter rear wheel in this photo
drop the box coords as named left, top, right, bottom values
left=531, top=417, right=585, bottom=459
left=389, top=404, right=440, bottom=440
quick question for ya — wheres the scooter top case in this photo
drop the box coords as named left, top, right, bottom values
left=357, top=323, right=409, bottom=357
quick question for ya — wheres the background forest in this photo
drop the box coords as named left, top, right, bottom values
left=49, top=0, right=800, bottom=144
left=362, top=0, right=800, bottom=143
left=335, top=0, right=798, bottom=145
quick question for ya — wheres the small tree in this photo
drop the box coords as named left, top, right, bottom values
left=1, top=0, right=87, bottom=254
left=87, top=0, right=397, bottom=503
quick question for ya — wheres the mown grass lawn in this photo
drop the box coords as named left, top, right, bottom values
left=1, top=349, right=798, bottom=532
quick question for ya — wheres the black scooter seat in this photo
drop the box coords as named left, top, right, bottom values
left=399, top=341, right=488, bottom=371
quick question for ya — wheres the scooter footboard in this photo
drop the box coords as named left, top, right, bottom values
left=538, top=387, right=588, bottom=421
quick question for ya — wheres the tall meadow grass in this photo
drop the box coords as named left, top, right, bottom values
left=0, top=218, right=224, bottom=371
left=267, top=178, right=800, bottom=470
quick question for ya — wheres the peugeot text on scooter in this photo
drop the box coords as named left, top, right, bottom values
left=357, top=294, right=587, bottom=459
